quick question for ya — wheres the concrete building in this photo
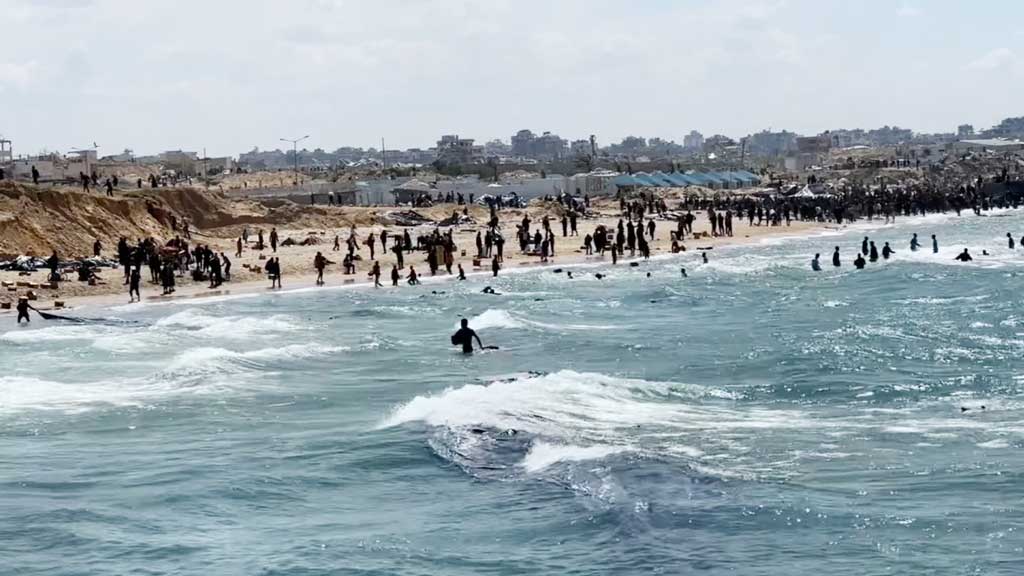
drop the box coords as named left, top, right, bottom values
left=510, top=129, right=568, bottom=161
left=0, top=138, right=12, bottom=165
left=683, top=130, right=704, bottom=152
left=746, top=130, right=798, bottom=157
left=957, top=124, right=975, bottom=138
left=435, top=135, right=480, bottom=164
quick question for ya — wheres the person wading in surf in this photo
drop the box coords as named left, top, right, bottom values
left=451, top=318, right=484, bottom=354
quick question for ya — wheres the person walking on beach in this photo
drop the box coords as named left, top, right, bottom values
left=236, top=237, right=243, bottom=258
left=457, top=263, right=466, bottom=280
left=270, top=228, right=279, bottom=253
left=407, top=266, right=420, bottom=285
left=129, top=267, right=141, bottom=302
left=491, top=256, right=501, bottom=277
left=832, top=246, right=841, bottom=267
left=314, top=251, right=328, bottom=286
left=371, top=261, right=382, bottom=288
left=391, top=264, right=400, bottom=286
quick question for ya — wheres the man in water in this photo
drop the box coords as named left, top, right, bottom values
left=882, top=242, right=894, bottom=259
left=854, top=253, right=866, bottom=269
left=868, top=241, right=879, bottom=262
left=1008, top=233, right=1016, bottom=250
left=932, top=234, right=938, bottom=254
left=910, top=233, right=920, bottom=251
left=862, top=237, right=869, bottom=256
left=451, top=318, right=484, bottom=354
left=832, top=246, right=841, bottom=267
left=457, top=263, right=466, bottom=280
left=955, top=248, right=973, bottom=262
left=811, top=253, right=821, bottom=271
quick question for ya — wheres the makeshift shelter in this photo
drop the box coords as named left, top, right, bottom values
left=390, top=178, right=435, bottom=205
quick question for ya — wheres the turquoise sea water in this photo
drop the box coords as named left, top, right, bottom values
left=3, top=210, right=1024, bottom=575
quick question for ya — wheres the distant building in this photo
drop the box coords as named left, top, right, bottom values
left=570, top=139, right=592, bottom=157
left=746, top=130, right=798, bottom=157
left=796, top=135, right=831, bottom=154
left=435, top=134, right=480, bottom=164
left=984, top=117, right=1024, bottom=139
left=683, top=130, right=704, bottom=151
left=0, top=138, right=12, bottom=165
left=957, top=124, right=975, bottom=138
left=952, top=138, right=1024, bottom=154
left=510, top=129, right=567, bottom=161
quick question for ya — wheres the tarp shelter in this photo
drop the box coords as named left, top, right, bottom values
left=632, top=173, right=664, bottom=187
left=613, top=174, right=642, bottom=189
left=391, top=178, right=435, bottom=204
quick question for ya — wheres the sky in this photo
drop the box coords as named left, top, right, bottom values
left=1, top=0, right=1022, bottom=157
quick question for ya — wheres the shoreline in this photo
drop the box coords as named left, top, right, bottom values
left=7, top=217, right=833, bottom=315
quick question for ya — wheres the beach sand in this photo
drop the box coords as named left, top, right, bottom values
left=0, top=199, right=827, bottom=315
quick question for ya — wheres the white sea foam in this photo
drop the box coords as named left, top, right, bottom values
left=0, top=343, right=344, bottom=414
left=522, top=441, right=629, bottom=472
left=462, top=309, right=616, bottom=332
left=156, top=309, right=301, bottom=338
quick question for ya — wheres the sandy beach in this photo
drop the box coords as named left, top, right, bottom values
left=1, top=197, right=825, bottom=315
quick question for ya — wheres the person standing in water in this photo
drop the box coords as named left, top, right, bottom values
left=854, top=253, right=866, bottom=269
left=16, top=297, right=31, bottom=324
left=932, top=234, right=938, bottom=254
left=862, top=237, right=869, bottom=256
left=457, top=263, right=466, bottom=280
left=811, top=253, right=821, bottom=271
left=910, top=233, right=920, bottom=252
left=882, top=242, right=894, bottom=259
left=1008, top=233, right=1016, bottom=250
left=832, top=246, right=841, bottom=267
left=491, top=256, right=501, bottom=277
left=869, top=241, right=879, bottom=262
left=955, top=248, right=973, bottom=262
left=451, top=318, right=484, bottom=354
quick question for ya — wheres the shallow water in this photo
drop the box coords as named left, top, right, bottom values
left=3, top=210, right=1024, bottom=574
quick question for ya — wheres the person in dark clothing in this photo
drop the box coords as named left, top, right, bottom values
left=451, top=318, right=484, bottom=354
left=955, top=248, right=973, bottom=262
left=832, top=246, right=841, bottom=267
left=16, top=297, right=32, bottom=324
left=854, top=253, right=866, bottom=269
left=31, top=165, right=39, bottom=185
left=868, top=241, right=879, bottom=262
left=882, top=242, right=894, bottom=259
left=391, top=264, right=400, bottom=286
left=492, top=256, right=500, bottom=277
left=47, top=251, right=60, bottom=282
left=129, top=268, right=141, bottom=302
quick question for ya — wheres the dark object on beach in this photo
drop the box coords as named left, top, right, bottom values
left=482, top=286, right=501, bottom=295
left=553, top=268, right=563, bottom=273
left=595, top=273, right=605, bottom=279
left=630, top=262, right=639, bottom=267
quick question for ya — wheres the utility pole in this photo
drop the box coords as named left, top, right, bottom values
left=381, top=137, right=387, bottom=171
left=280, top=135, right=309, bottom=187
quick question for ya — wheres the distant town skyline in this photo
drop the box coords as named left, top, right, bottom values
left=2, top=0, right=1022, bottom=157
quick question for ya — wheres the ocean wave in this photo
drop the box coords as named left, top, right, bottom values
left=521, top=441, right=630, bottom=473
left=461, top=309, right=616, bottom=332
left=156, top=309, right=301, bottom=338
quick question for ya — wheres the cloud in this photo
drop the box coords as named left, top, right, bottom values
left=965, top=48, right=1016, bottom=71
left=0, top=60, right=39, bottom=90
left=897, top=2, right=922, bottom=17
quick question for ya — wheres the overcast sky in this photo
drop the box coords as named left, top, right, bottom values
left=2, top=0, right=1021, bottom=157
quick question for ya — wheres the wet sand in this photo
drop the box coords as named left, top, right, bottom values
left=1, top=202, right=827, bottom=315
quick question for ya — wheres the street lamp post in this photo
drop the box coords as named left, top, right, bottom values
left=280, top=135, right=309, bottom=187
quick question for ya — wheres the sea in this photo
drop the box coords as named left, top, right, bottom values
left=3, top=210, right=1024, bottom=575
